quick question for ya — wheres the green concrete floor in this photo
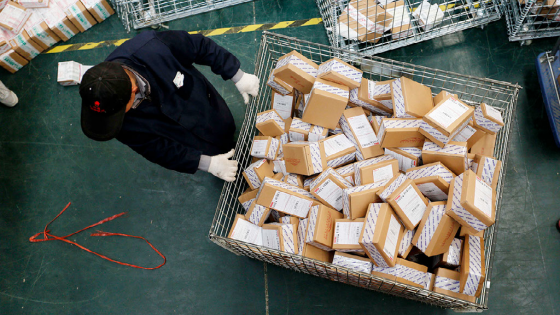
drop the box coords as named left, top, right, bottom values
left=1, top=1, right=559, bottom=314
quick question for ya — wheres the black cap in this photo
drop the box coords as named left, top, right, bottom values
left=79, top=61, right=132, bottom=141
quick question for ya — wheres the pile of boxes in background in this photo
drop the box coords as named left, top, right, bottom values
left=337, top=0, right=444, bottom=43
left=229, top=50, right=505, bottom=302
left=0, top=0, right=114, bottom=73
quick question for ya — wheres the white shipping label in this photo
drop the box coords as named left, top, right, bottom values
left=334, top=222, right=364, bottom=245
left=273, top=93, right=294, bottom=120
left=383, top=215, right=401, bottom=261
left=394, top=185, right=427, bottom=226
left=373, top=165, right=394, bottom=183
left=262, top=229, right=281, bottom=250
left=347, top=115, right=379, bottom=148
left=474, top=178, right=493, bottom=217
left=289, top=131, right=305, bottom=142
left=230, top=219, right=263, bottom=246
left=313, top=179, right=344, bottom=210
left=484, top=105, right=504, bottom=123
left=428, top=98, right=469, bottom=129
left=251, top=140, right=268, bottom=157
left=324, top=135, right=354, bottom=156
left=270, top=191, right=313, bottom=218
left=417, top=182, right=448, bottom=201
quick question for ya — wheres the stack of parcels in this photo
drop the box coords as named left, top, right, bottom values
left=229, top=50, right=506, bottom=302
left=0, top=0, right=113, bottom=73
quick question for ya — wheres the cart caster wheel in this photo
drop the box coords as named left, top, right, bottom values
left=479, top=24, right=486, bottom=30
left=521, top=40, right=532, bottom=46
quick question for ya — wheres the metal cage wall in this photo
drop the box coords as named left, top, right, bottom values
left=315, top=0, right=501, bottom=56
left=503, top=0, right=560, bottom=43
left=208, top=32, right=520, bottom=311
left=109, top=0, right=255, bottom=31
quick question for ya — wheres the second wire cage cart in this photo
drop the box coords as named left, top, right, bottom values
left=503, top=0, right=560, bottom=44
left=315, top=0, right=502, bottom=55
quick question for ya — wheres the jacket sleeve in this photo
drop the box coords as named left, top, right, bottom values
left=155, top=30, right=241, bottom=80
left=118, top=132, right=202, bottom=174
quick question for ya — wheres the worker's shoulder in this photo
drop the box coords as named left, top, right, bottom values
left=106, top=30, right=166, bottom=60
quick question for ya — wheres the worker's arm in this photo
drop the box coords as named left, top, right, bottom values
left=155, top=31, right=241, bottom=80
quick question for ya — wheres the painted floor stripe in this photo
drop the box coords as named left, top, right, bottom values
left=44, top=17, right=322, bottom=54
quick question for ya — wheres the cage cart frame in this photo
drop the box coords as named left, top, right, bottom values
left=109, top=0, right=255, bottom=31
left=503, top=0, right=560, bottom=44
left=314, top=0, right=501, bottom=56
left=208, top=32, right=520, bottom=311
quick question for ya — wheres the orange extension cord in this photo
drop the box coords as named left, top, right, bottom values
left=29, top=202, right=166, bottom=270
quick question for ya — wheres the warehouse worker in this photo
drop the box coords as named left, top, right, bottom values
left=0, top=80, right=18, bottom=107
left=79, top=31, right=259, bottom=182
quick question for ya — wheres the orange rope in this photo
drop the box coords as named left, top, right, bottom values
left=29, top=202, right=166, bottom=270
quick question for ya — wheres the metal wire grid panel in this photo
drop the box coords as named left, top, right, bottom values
left=536, top=49, right=560, bottom=146
left=315, top=0, right=501, bottom=56
left=108, top=0, right=254, bottom=31
left=503, top=0, right=560, bottom=42
left=208, top=32, right=520, bottom=311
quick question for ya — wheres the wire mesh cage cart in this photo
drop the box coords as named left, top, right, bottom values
left=536, top=37, right=560, bottom=146
left=503, top=0, right=560, bottom=44
left=314, top=0, right=502, bottom=56
left=109, top=0, right=255, bottom=31
left=208, top=31, right=520, bottom=311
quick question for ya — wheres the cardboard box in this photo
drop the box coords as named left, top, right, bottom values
left=24, top=12, right=61, bottom=49
left=419, top=115, right=474, bottom=148
left=245, top=203, right=271, bottom=226
left=385, top=1, right=413, bottom=40
left=359, top=203, right=404, bottom=267
left=445, top=173, right=490, bottom=235
left=267, top=72, right=292, bottom=95
left=320, top=134, right=357, bottom=168
left=472, top=103, right=504, bottom=135
left=422, top=141, right=468, bottom=176
left=386, top=178, right=429, bottom=230
left=342, top=182, right=386, bottom=219
left=250, top=136, right=280, bottom=160
left=338, top=0, right=391, bottom=43
left=270, top=92, right=294, bottom=120
left=352, top=154, right=395, bottom=186
left=54, top=0, right=97, bottom=32
left=305, top=204, right=344, bottom=251
left=261, top=224, right=285, bottom=251
left=309, top=167, right=353, bottom=211
left=0, top=2, right=32, bottom=33
left=384, top=147, right=421, bottom=172
left=238, top=188, right=258, bottom=212
left=339, top=107, right=385, bottom=160
left=461, top=170, right=496, bottom=227
left=334, top=162, right=356, bottom=186
left=332, top=251, right=372, bottom=274
left=80, top=0, right=114, bottom=23
left=243, top=159, right=275, bottom=190
left=412, top=201, right=460, bottom=257
left=282, top=173, right=304, bottom=188
left=349, top=78, right=392, bottom=116
left=470, top=132, right=496, bottom=156
left=301, top=242, right=333, bottom=262
left=269, top=222, right=299, bottom=254
left=0, top=49, right=28, bottom=73
left=377, top=173, right=408, bottom=202
left=459, top=226, right=484, bottom=237
left=256, top=178, right=320, bottom=218
left=413, top=1, right=444, bottom=31
left=256, top=109, right=285, bottom=137
left=368, top=79, right=394, bottom=105
left=369, top=115, right=384, bottom=134
left=370, top=258, right=428, bottom=288
left=273, top=50, right=318, bottom=94
left=18, top=0, right=49, bottom=8
left=435, top=238, right=463, bottom=268
left=423, top=96, right=474, bottom=137
left=433, top=91, right=458, bottom=109
left=289, top=117, right=328, bottom=142
left=228, top=214, right=263, bottom=246
left=317, top=57, right=363, bottom=89
left=3, top=29, right=44, bottom=61
left=398, top=228, right=415, bottom=258
left=391, top=77, right=434, bottom=118
left=460, top=235, right=486, bottom=297
left=333, top=218, right=365, bottom=252
left=283, top=141, right=327, bottom=176
left=432, top=268, right=476, bottom=302
left=476, top=156, right=501, bottom=189
left=302, top=78, right=350, bottom=129
left=377, top=118, right=425, bottom=148
left=57, top=61, right=92, bottom=85
left=37, top=3, right=79, bottom=42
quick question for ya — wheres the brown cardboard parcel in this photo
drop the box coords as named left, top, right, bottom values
left=256, top=109, right=285, bottom=137
left=353, top=78, right=393, bottom=114
left=395, top=259, right=429, bottom=288
left=470, top=132, right=497, bottom=157
left=391, top=76, right=434, bottom=118
left=317, top=57, right=363, bottom=89
left=332, top=218, right=365, bottom=251
left=386, top=179, right=429, bottom=230
left=250, top=136, right=278, bottom=160
left=432, top=268, right=476, bottom=303
left=302, top=78, right=350, bottom=129
left=433, top=90, right=458, bottom=107
left=378, top=118, right=425, bottom=148
left=412, top=201, right=460, bottom=257
left=357, top=159, right=399, bottom=186
left=342, top=183, right=385, bottom=220
left=473, top=103, right=505, bottom=135
left=422, top=141, right=468, bottom=176
left=282, top=141, right=327, bottom=176
left=273, top=50, right=318, bottom=94
left=306, top=204, right=344, bottom=251
left=359, top=203, right=404, bottom=267
left=460, top=235, right=486, bottom=298
left=476, top=156, right=502, bottom=189
left=245, top=202, right=271, bottom=226
left=384, top=147, right=421, bottom=172
left=242, top=159, right=274, bottom=190
left=238, top=188, right=258, bottom=207
left=309, top=168, right=353, bottom=211
left=0, top=49, right=28, bottom=73
left=267, top=72, right=293, bottom=95
left=256, top=179, right=321, bottom=218
left=423, top=96, right=474, bottom=137
left=338, top=0, right=392, bottom=43
left=270, top=92, right=295, bottom=120
left=340, top=107, right=385, bottom=159
left=461, top=170, right=496, bottom=228
left=320, top=134, right=357, bottom=167
left=63, top=1, right=97, bottom=33
left=81, top=0, right=115, bottom=23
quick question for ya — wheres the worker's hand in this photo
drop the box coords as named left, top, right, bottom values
left=208, top=149, right=238, bottom=182
left=235, top=73, right=259, bottom=105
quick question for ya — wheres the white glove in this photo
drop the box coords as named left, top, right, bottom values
left=208, top=149, right=238, bottom=182
left=235, top=73, right=259, bottom=105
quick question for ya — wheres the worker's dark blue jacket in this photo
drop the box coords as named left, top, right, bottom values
left=105, top=30, right=239, bottom=174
